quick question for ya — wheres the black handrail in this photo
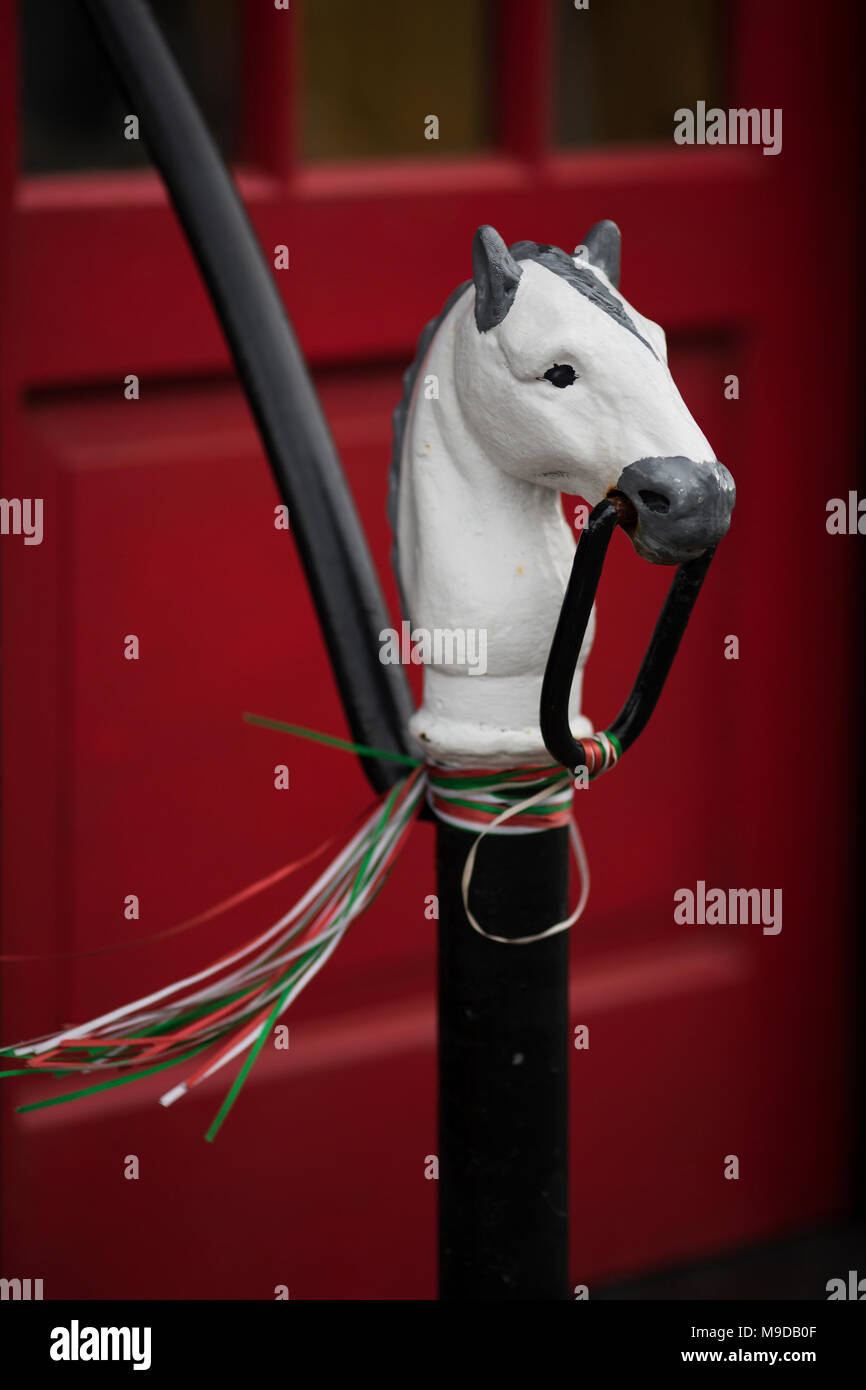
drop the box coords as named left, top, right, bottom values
left=80, top=0, right=415, bottom=793
left=540, top=500, right=716, bottom=773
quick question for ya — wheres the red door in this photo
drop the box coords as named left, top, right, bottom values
left=1, top=0, right=858, bottom=1298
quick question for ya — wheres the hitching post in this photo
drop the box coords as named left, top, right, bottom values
left=81, top=0, right=735, bottom=1301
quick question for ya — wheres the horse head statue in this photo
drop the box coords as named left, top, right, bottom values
left=389, top=221, right=735, bottom=768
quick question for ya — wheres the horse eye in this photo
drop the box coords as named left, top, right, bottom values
left=544, top=363, right=577, bottom=388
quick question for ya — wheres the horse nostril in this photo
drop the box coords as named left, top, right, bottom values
left=638, top=489, right=670, bottom=515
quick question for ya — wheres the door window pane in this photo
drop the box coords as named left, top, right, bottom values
left=302, top=0, right=489, bottom=160
left=20, top=0, right=238, bottom=174
left=556, top=0, right=726, bottom=147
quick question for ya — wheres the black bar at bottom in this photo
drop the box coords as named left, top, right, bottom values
left=436, top=820, right=570, bottom=1300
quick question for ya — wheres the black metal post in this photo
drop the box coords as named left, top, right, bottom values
left=436, top=821, right=571, bottom=1300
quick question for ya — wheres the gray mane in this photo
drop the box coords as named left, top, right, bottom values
left=387, top=276, right=470, bottom=619
left=386, top=239, right=653, bottom=618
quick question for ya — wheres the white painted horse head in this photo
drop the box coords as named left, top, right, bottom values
left=388, top=222, right=735, bottom=768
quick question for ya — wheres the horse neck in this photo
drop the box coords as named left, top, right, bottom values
left=400, top=310, right=566, bottom=624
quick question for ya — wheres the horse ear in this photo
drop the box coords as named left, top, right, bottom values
left=472, top=225, right=523, bottom=331
left=577, top=220, right=621, bottom=288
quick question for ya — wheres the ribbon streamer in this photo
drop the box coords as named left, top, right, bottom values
left=1, top=718, right=622, bottom=1138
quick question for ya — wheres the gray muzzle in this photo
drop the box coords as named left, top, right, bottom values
left=612, top=456, right=736, bottom=565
